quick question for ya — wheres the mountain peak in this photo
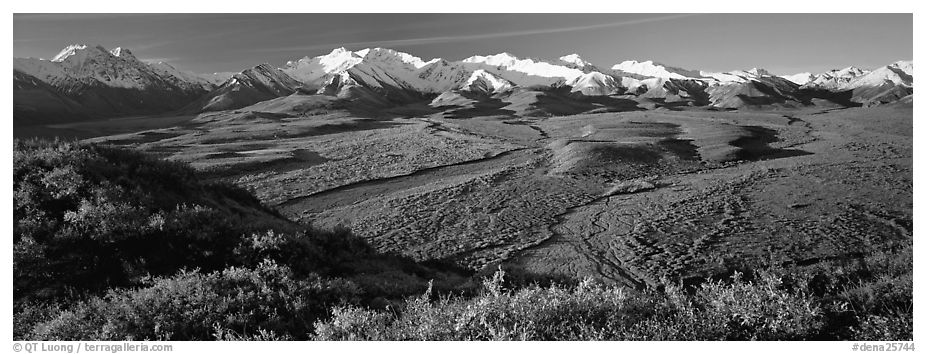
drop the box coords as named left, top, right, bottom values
left=620, top=59, right=654, bottom=65
left=305, top=47, right=364, bottom=64
left=50, top=44, right=115, bottom=63
left=835, top=66, right=867, bottom=76
left=559, top=54, right=590, bottom=67
left=612, top=59, right=702, bottom=80
left=110, top=47, right=137, bottom=61
left=889, top=60, right=912, bottom=73
left=324, top=47, right=356, bottom=57
left=746, top=68, right=772, bottom=76
left=781, top=72, right=814, bottom=85
left=281, top=47, right=367, bottom=86
left=51, top=44, right=89, bottom=62
left=461, top=69, right=513, bottom=94
left=249, top=63, right=277, bottom=72
left=462, top=52, right=522, bottom=67
left=363, top=47, right=434, bottom=68
left=317, top=47, right=364, bottom=70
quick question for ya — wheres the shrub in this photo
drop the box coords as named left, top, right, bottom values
left=28, top=260, right=360, bottom=341
left=314, top=269, right=824, bottom=341
left=677, top=272, right=823, bottom=340
left=782, top=243, right=913, bottom=340
left=14, top=139, right=291, bottom=300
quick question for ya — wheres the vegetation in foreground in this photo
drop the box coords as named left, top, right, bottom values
left=317, top=245, right=912, bottom=341
left=13, top=139, right=911, bottom=341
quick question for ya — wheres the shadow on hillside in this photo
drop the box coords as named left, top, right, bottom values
left=795, top=88, right=863, bottom=107
left=731, top=125, right=812, bottom=161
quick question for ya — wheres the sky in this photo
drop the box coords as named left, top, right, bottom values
left=13, top=13, right=913, bottom=75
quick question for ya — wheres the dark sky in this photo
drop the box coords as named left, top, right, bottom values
left=13, top=13, right=913, bottom=75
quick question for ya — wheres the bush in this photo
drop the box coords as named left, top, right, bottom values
left=674, top=272, right=823, bottom=340
left=233, top=227, right=377, bottom=277
left=315, top=240, right=913, bottom=342
left=314, top=268, right=824, bottom=341
left=14, top=139, right=292, bottom=300
left=783, top=243, right=913, bottom=340
left=28, top=260, right=360, bottom=340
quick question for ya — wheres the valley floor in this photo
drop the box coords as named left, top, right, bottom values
left=79, top=105, right=912, bottom=286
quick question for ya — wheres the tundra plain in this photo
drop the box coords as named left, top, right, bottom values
left=73, top=101, right=912, bottom=289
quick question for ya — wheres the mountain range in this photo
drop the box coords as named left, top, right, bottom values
left=13, top=44, right=914, bottom=124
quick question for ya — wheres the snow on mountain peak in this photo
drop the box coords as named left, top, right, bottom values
left=461, top=69, right=514, bottom=93
left=567, top=71, right=624, bottom=95
left=803, top=66, right=871, bottom=89
left=461, top=52, right=522, bottom=67
left=282, top=47, right=365, bottom=85
left=109, top=47, right=138, bottom=61
left=363, top=47, right=436, bottom=69
left=16, top=43, right=229, bottom=100
left=318, top=48, right=364, bottom=71
left=50, top=44, right=119, bottom=66
left=781, top=72, right=814, bottom=85
left=839, top=66, right=867, bottom=76
left=844, top=60, right=914, bottom=89
left=51, top=44, right=89, bottom=62
left=717, top=68, right=772, bottom=80
left=559, top=54, right=590, bottom=67
left=329, top=47, right=351, bottom=54
left=889, top=60, right=912, bottom=75
left=461, top=52, right=587, bottom=86
left=612, top=60, right=703, bottom=80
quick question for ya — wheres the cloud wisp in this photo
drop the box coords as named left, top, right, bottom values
left=251, top=13, right=702, bottom=54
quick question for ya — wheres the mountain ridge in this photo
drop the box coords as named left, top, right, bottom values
left=13, top=44, right=914, bottom=124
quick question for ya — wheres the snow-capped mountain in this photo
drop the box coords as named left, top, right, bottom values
left=416, top=59, right=479, bottom=92
left=12, top=44, right=915, bottom=123
left=281, top=47, right=365, bottom=89
left=845, top=60, right=912, bottom=89
left=706, top=76, right=802, bottom=109
left=701, top=68, right=774, bottom=83
left=567, top=72, right=625, bottom=96
left=459, top=69, right=514, bottom=94
left=782, top=61, right=913, bottom=91
left=460, top=52, right=586, bottom=87
left=284, top=47, right=468, bottom=95
left=777, top=61, right=913, bottom=105
left=611, top=60, right=707, bottom=80
left=186, top=63, right=304, bottom=112
left=278, top=47, right=915, bottom=111
left=343, top=48, right=438, bottom=93
left=782, top=72, right=815, bottom=85
left=802, top=66, right=869, bottom=90
left=281, top=48, right=612, bottom=97
left=34, top=44, right=196, bottom=91
left=559, top=54, right=591, bottom=69
left=842, top=61, right=913, bottom=105
left=13, top=44, right=227, bottom=123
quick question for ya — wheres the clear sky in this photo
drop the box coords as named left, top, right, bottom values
left=13, top=13, right=913, bottom=75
